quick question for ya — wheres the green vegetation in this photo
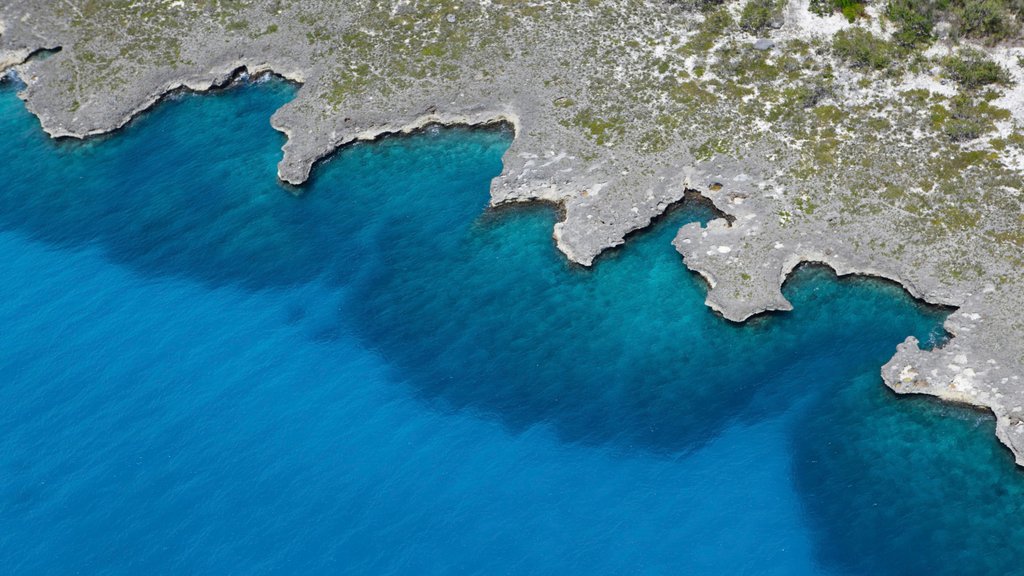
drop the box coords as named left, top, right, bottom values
left=932, top=93, right=1011, bottom=141
left=693, top=136, right=731, bottom=161
left=686, top=8, right=735, bottom=51
left=794, top=195, right=819, bottom=214
left=668, top=0, right=728, bottom=11
left=956, top=0, right=1020, bottom=42
left=885, top=0, right=936, bottom=46
left=810, top=0, right=1024, bottom=44
left=809, top=0, right=868, bottom=22
left=832, top=28, right=897, bottom=71
left=739, top=0, right=784, bottom=34
left=565, top=108, right=627, bottom=146
left=33, top=0, right=1024, bottom=288
left=942, top=98, right=992, bottom=141
left=943, top=49, right=1010, bottom=90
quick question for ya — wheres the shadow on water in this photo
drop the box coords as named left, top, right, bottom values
left=0, top=78, right=949, bottom=454
left=4, top=78, right=1022, bottom=573
left=792, top=370, right=1024, bottom=575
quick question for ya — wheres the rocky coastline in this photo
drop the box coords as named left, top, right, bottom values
left=3, top=0, right=1024, bottom=464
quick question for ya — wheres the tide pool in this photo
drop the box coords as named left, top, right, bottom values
left=1, top=76, right=1022, bottom=575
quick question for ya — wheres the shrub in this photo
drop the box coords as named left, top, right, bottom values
left=809, top=0, right=834, bottom=16
left=687, top=7, right=735, bottom=51
left=955, top=0, right=1019, bottom=43
left=943, top=49, right=1011, bottom=89
left=810, top=0, right=869, bottom=21
left=832, top=28, right=895, bottom=70
left=885, top=0, right=936, bottom=46
left=942, top=95, right=991, bottom=141
left=873, top=0, right=1024, bottom=45
left=740, top=0, right=784, bottom=34
left=668, top=0, right=727, bottom=12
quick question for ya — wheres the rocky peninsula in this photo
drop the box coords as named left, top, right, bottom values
left=3, top=0, right=1024, bottom=464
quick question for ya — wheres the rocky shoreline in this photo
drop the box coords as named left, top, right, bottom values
left=3, top=0, right=1024, bottom=465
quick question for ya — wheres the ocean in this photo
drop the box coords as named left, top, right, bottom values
left=1, top=76, right=1022, bottom=575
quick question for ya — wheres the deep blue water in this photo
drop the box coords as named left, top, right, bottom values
left=1, top=76, right=1023, bottom=575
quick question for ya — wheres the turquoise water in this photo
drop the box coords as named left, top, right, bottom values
left=1, top=75, right=1023, bottom=574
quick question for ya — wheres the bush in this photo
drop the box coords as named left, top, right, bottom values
left=943, top=115, right=987, bottom=140
left=668, top=0, right=727, bottom=12
left=943, top=49, right=1011, bottom=89
left=955, top=0, right=1019, bottom=42
left=809, top=0, right=833, bottom=16
left=942, top=95, right=992, bottom=141
left=807, top=0, right=1024, bottom=45
left=832, top=28, right=895, bottom=70
left=885, top=0, right=936, bottom=46
left=740, top=0, right=784, bottom=34
left=810, top=0, right=869, bottom=21
left=687, top=7, right=735, bottom=51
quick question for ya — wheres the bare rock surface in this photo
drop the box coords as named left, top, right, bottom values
left=3, top=0, right=1024, bottom=464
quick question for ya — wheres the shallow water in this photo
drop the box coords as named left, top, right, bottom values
left=1, top=77, right=1022, bottom=575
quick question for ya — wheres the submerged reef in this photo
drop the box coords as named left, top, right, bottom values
left=3, top=0, right=1024, bottom=464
